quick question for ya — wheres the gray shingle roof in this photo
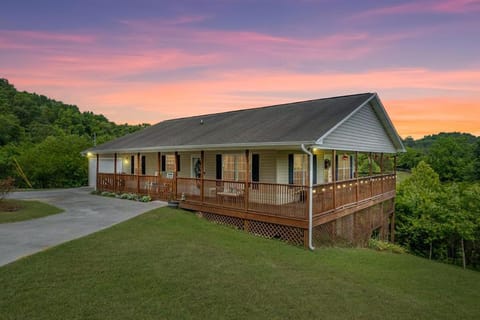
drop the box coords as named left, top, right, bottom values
left=89, top=93, right=376, bottom=152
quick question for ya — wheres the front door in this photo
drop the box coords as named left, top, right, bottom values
left=191, top=156, right=201, bottom=178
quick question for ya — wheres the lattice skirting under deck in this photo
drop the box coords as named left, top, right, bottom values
left=195, top=198, right=394, bottom=248
left=199, top=212, right=305, bottom=246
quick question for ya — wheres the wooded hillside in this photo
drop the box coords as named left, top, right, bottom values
left=396, top=134, right=480, bottom=270
left=0, top=79, right=149, bottom=187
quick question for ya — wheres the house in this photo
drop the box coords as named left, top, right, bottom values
left=85, top=93, right=405, bottom=248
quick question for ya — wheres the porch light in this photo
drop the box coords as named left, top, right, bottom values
left=124, top=158, right=129, bottom=164
left=342, top=154, right=349, bottom=160
left=86, top=152, right=93, bottom=157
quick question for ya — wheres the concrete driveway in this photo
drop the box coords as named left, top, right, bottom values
left=0, top=187, right=165, bottom=267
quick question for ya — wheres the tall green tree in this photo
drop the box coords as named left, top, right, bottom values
left=396, top=161, right=443, bottom=258
left=427, top=135, right=476, bottom=182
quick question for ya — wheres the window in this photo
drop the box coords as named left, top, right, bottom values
left=289, top=154, right=307, bottom=185
left=336, top=154, right=352, bottom=181
left=222, top=154, right=245, bottom=181
left=130, top=155, right=135, bottom=174
left=165, top=154, right=176, bottom=173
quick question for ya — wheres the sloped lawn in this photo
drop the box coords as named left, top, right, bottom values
left=0, top=207, right=479, bottom=319
left=0, top=199, right=63, bottom=224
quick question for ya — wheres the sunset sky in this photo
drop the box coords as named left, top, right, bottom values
left=1, top=0, right=479, bottom=139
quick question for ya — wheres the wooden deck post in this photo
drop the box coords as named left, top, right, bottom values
left=369, top=152, right=373, bottom=197
left=113, top=153, right=117, bottom=193
left=332, top=149, right=336, bottom=209
left=136, top=152, right=140, bottom=194
left=201, top=150, right=205, bottom=202
left=174, top=151, right=178, bottom=199
left=355, top=151, right=359, bottom=203
left=380, top=153, right=385, bottom=194
left=157, top=152, right=161, bottom=176
left=303, top=229, right=309, bottom=248
left=96, top=154, right=99, bottom=190
left=244, top=150, right=250, bottom=210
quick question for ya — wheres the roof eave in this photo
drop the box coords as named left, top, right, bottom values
left=85, top=140, right=317, bottom=154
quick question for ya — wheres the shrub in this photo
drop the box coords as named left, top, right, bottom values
left=126, top=193, right=137, bottom=200
left=368, top=239, right=406, bottom=254
left=139, top=195, right=152, bottom=202
left=100, top=191, right=116, bottom=197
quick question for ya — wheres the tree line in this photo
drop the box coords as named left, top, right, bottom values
left=396, top=134, right=480, bottom=269
left=0, top=79, right=149, bottom=187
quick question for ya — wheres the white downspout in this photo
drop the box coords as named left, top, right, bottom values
left=301, top=144, right=315, bottom=250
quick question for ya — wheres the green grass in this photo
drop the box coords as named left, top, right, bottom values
left=0, top=199, right=63, bottom=224
left=1, top=208, right=479, bottom=320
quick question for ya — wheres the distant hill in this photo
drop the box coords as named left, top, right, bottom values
left=399, top=132, right=480, bottom=182
left=0, top=78, right=149, bottom=146
left=403, top=132, right=478, bottom=151
left=0, top=78, right=149, bottom=187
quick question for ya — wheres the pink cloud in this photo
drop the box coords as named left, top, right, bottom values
left=352, top=0, right=480, bottom=19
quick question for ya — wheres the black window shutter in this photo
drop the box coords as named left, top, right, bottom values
left=350, top=155, right=354, bottom=179
left=161, top=155, right=166, bottom=171
left=141, top=155, right=146, bottom=175
left=216, top=154, right=222, bottom=180
left=252, top=154, right=260, bottom=182
left=176, top=154, right=180, bottom=172
left=130, top=155, right=135, bottom=174
left=288, top=154, right=294, bottom=184
left=313, top=155, right=317, bottom=184
left=335, top=154, right=339, bottom=181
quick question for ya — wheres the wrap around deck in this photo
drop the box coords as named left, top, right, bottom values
left=97, top=173, right=396, bottom=230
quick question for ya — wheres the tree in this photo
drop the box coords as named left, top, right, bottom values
left=396, top=146, right=424, bottom=170
left=396, top=161, right=443, bottom=258
left=16, top=135, right=90, bottom=188
left=0, top=114, right=24, bottom=146
left=427, top=135, right=475, bottom=182
left=474, top=139, right=480, bottom=180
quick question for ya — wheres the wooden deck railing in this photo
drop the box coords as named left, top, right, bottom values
left=312, top=174, right=396, bottom=215
left=97, top=173, right=173, bottom=201
left=97, top=173, right=395, bottom=220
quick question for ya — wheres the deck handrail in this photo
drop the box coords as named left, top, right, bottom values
left=97, top=173, right=396, bottom=220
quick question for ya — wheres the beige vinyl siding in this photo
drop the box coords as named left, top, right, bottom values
left=253, top=150, right=276, bottom=183
left=204, top=151, right=217, bottom=180
left=144, top=153, right=157, bottom=175
left=176, top=152, right=195, bottom=178
left=276, top=151, right=289, bottom=184
left=320, top=103, right=397, bottom=153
